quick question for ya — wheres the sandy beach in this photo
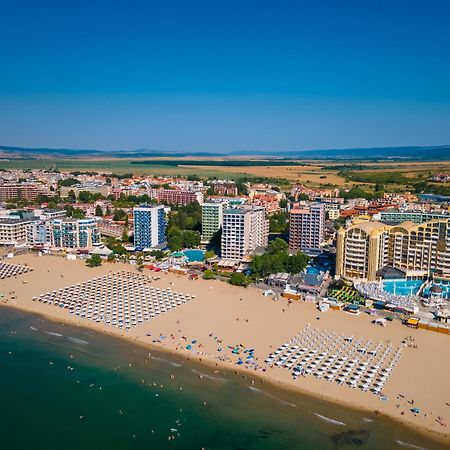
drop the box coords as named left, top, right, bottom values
left=2, top=253, right=449, bottom=445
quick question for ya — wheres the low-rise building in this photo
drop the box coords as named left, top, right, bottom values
left=0, top=218, right=31, bottom=245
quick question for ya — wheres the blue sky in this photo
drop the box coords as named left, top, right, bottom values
left=1, top=0, right=449, bottom=152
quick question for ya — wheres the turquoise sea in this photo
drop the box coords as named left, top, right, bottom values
left=0, top=308, right=445, bottom=450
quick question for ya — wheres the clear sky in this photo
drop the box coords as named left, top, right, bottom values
left=1, top=0, right=449, bottom=152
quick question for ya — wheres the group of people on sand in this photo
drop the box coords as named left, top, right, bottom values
left=395, top=393, right=448, bottom=427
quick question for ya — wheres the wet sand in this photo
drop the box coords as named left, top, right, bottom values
left=1, top=253, right=449, bottom=445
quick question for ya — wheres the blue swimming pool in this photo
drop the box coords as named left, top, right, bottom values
left=423, top=282, right=450, bottom=299
left=306, top=267, right=320, bottom=274
left=182, top=249, right=205, bottom=262
left=382, top=279, right=423, bottom=297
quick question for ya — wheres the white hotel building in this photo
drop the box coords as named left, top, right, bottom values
left=221, top=206, right=268, bottom=260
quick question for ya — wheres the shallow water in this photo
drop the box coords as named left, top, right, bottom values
left=0, top=308, right=445, bottom=450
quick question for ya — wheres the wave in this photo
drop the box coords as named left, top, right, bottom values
left=30, top=326, right=38, bottom=331
left=395, top=441, right=428, bottom=450
left=362, top=417, right=374, bottom=423
left=68, top=337, right=89, bottom=345
left=149, top=355, right=182, bottom=368
left=192, top=369, right=226, bottom=382
left=45, top=331, right=63, bottom=337
left=313, top=413, right=346, bottom=426
left=248, top=386, right=296, bottom=407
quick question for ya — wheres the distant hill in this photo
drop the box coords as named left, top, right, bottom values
left=0, top=144, right=448, bottom=161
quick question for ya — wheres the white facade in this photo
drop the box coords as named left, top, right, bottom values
left=289, top=203, right=325, bottom=253
left=221, top=206, right=268, bottom=260
left=51, top=218, right=100, bottom=249
left=26, top=219, right=52, bottom=245
left=0, top=219, right=30, bottom=245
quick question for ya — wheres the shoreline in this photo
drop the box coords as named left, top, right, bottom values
left=2, top=301, right=449, bottom=447
left=1, top=254, right=449, bottom=446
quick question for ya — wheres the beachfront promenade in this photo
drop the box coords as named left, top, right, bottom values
left=1, top=253, right=449, bottom=444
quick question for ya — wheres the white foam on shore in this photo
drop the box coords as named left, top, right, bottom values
left=362, top=417, right=374, bottom=423
left=45, top=331, right=63, bottom=337
left=150, top=355, right=182, bottom=367
left=395, top=441, right=428, bottom=450
left=248, top=386, right=297, bottom=407
left=313, top=413, right=346, bottom=426
left=68, top=337, right=89, bottom=345
left=30, top=326, right=38, bottom=331
left=192, top=368, right=227, bottom=382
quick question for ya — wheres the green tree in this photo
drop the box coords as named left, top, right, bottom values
left=121, top=228, right=129, bottom=242
left=269, top=212, right=288, bottom=233
left=95, top=205, right=103, bottom=216
left=182, top=230, right=201, bottom=248
left=287, top=252, right=310, bottom=273
left=149, top=250, right=166, bottom=260
left=58, top=178, right=79, bottom=187
left=78, top=191, right=92, bottom=203
left=168, top=234, right=183, bottom=252
left=113, top=208, right=127, bottom=221
left=229, top=272, right=249, bottom=287
left=267, top=237, right=288, bottom=254
left=204, top=250, right=216, bottom=260
left=235, top=181, right=249, bottom=195
left=86, top=254, right=102, bottom=267
left=67, top=189, right=77, bottom=203
left=203, top=269, right=215, bottom=280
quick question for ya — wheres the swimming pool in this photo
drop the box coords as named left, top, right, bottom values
left=182, top=249, right=205, bottom=262
left=423, top=282, right=450, bottom=299
left=382, top=279, right=423, bottom=297
left=306, top=267, right=320, bottom=274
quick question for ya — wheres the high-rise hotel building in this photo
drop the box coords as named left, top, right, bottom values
left=336, top=219, right=450, bottom=281
left=221, top=206, right=268, bottom=260
left=289, top=203, right=325, bottom=254
left=201, top=201, right=227, bottom=243
left=133, top=204, right=166, bottom=250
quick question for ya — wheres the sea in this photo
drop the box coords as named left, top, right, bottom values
left=0, top=308, right=445, bottom=450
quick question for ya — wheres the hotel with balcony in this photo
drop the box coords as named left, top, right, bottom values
left=336, top=219, right=450, bottom=281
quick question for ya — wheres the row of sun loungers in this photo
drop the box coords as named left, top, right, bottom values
left=36, top=271, right=195, bottom=330
left=0, top=262, right=32, bottom=279
left=265, top=325, right=402, bottom=395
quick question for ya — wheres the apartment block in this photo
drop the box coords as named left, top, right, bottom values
left=0, top=218, right=31, bottom=245
left=52, top=218, right=100, bottom=249
left=149, top=189, right=203, bottom=206
left=201, top=201, right=226, bottom=243
left=0, top=183, right=47, bottom=202
left=133, top=204, right=166, bottom=249
left=289, top=203, right=325, bottom=254
left=336, top=219, right=450, bottom=281
left=221, top=206, right=268, bottom=260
